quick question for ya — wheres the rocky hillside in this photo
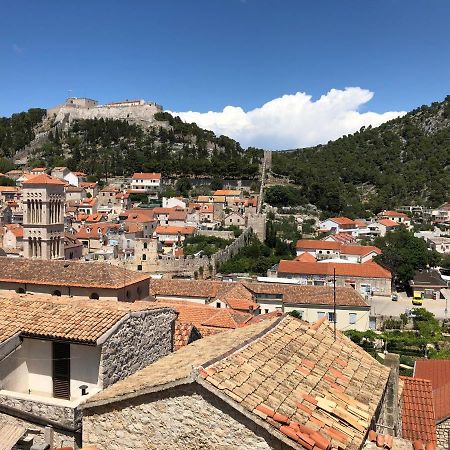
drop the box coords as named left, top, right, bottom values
left=0, top=107, right=263, bottom=180
left=271, top=95, right=450, bottom=215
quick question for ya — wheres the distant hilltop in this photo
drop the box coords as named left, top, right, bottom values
left=47, top=97, right=164, bottom=129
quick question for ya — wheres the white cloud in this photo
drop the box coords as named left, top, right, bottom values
left=171, top=87, right=406, bottom=150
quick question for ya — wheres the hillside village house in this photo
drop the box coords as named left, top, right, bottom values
left=295, top=239, right=381, bottom=263
left=276, top=259, right=392, bottom=296
left=376, top=219, right=402, bottom=237
left=2, top=223, right=24, bottom=252
left=426, top=235, right=450, bottom=254
left=224, top=211, right=247, bottom=229
left=0, top=258, right=150, bottom=301
left=155, top=225, right=196, bottom=247
left=81, top=316, right=401, bottom=450
left=130, top=172, right=162, bottom=200
left=319, top=217, right=359, bottom=234
left=50, top=167, right=80, bottom=187
left=150, top=279, right=371, bottom=330
left=0, top=295, right=176, bottom=448
left=378, top=210, right=412, bottom=228
left=243, top=282, right=370, bottom=330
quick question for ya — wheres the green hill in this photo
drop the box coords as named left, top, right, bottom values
left=271, top=95, right=450, bottom=216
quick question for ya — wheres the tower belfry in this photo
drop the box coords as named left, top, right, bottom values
left=23, top=174, right=65, bottom=260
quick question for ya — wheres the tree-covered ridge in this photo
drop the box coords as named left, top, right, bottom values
left=0, top=108, right=46, bottom=157
left=30, top=114, right=263, bottom=179
left=272, top=95, right=450, bottom=215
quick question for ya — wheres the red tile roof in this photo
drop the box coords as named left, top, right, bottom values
left=278, top=260, right=392, bottom=279
left=132, top=172, right=161, bottom=180
left=5, top=224, right=23, bottom=238
left=401, top=377, right=437, bottom=445
left=377, top=219, right=400, bottom=227
left=295, top=252, right=317, bottom=262
left=414, top=359, right=450, bottom=422
left=329, top=217, right=356, bottom=226
left=155, top=225, right=196, bottom=235
left=22, top=174, right=65, bottom=185
left=296, top=240, right=380, bottom=256
left=379, top=210, right=410, bottom=219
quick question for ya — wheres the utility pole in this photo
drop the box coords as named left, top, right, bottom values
left=333, top=268, right=337, bottom=340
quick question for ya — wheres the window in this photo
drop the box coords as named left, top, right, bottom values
left=216, top=302, right=221, bottom=308
left=89, top=292, right=99, bottom=300
left=264, top=309, right=269, bottom=314
left=317, top=311, right=325, bottom=319
left=328, top=312, right=336, bottom=323
left=16, top=287, right=26, bottom=294
left=52, top=290, right=62, bottom=297
left=349, top=313, right=357, bottom=325
left=137, top=264, right=142, bottom=271
left=142, top=254, right=147, bottom=261
left=52, top=342, right=70, bottom=400
left=143, top=242, right=147, bottom=249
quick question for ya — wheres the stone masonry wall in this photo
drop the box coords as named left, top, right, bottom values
left=437, top=418, right=450, bottom=450
left=83, top=385, right=294, bottom=450
left=100, top=308, right=176, bottom=388
left=0, top=394, right=81, bottom=448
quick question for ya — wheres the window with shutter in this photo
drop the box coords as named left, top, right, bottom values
left=52, top=342, right=70, bottom=400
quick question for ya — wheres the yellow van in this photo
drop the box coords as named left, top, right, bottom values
left=412, top=292, right=423, bottom=306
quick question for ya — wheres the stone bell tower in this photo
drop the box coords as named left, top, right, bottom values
left=23, top=174, right=65, bottom=260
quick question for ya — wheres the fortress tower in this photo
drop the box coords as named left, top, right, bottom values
left=23, top=174, right=65, bottom=259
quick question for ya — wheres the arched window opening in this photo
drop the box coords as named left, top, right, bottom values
left=89, top=292, right=99, bottom=300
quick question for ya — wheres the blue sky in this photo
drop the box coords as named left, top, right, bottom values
left=1, top=1, right=449, bottom=148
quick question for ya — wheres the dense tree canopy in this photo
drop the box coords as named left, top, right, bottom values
left=374, top=228, right=441, bottom=283
left=0, top=108, right=46, bottom=157
left=272, top=96, right=450, bottom=214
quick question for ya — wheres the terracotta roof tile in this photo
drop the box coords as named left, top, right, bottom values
left=86, top=315, right=390, bottom=450
left=0, top=295, right=165, bottom=344
left=132, top=172, right=161, bottom=180
left=400, top=377, right=437, bottom=445
left=0, top=258, right=149, bottom=289
left=414, top=359, right=450, bottom=422
left=278, top=260, right=392, bottom=279
left=22, top=174, right=65, bottom=185
left=155, top=225, right=196, bottom=235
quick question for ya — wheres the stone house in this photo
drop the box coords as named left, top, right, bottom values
left=65, top=186, right=86, bottom=202
left=242, top=282, right=370, bottom=331
left=223, top=211, right=247, bottom=229
left=79, top=182, right=99, bottom=198
left=2, top=223, right=24, bottom=251
left=295, top=239, right=381, bottom=263
left=81, top=315, right=396, bottom=450
left=277, top=260, right=392, bottom=296
left=319, top=217, right=359, bottom=234
left=0, top=294, right=176, bottom=448
left=130, top=172, right=161, bottom=200
left=376, top=219, right=401, bottom=237
left=0, top=258, right=150, bottom=301
left=64, top=233, right=84, bottom=260
left=413, top=359, right=450, bottom=449
left=51, top=167, right=79, bottom=187
left=155, top=225, right=196, bottom=247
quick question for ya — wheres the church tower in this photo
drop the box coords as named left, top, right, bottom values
left=23, top=174, right=65, bottom=260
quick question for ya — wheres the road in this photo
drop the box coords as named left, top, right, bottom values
left=369, top=292, right=450, bottom=319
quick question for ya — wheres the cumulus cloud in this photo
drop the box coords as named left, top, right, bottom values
left=171, top=87, right=406, bottom=150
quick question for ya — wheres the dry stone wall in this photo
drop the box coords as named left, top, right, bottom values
left=83, top=385, right=292, bottom=450
left=437, top=418, right=449, bottom=450
left=100, top=309, right=177, bottom=388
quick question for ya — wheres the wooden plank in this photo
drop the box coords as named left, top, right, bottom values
left=0, top=422, right=26, bottom=450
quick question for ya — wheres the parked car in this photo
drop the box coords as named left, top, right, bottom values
left=412, top=292, right=423, bottom=306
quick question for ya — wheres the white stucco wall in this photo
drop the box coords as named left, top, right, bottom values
left=70, top=345, right=101, bottom=398
left=256, top=299, right=369, bottom=331
left=0, top=338, right=102, bottom=400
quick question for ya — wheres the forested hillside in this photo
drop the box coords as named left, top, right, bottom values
left=0, top=108, right=46, bottom=157
left=271, top=96, right=450, bottom=216
left=28, top=112, right=262, bottom=179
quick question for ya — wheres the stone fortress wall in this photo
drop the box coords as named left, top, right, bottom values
left=47, top=97, right=164, bottom=130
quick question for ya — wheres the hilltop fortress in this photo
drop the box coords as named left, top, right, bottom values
left=47, top=97, right=164, bottom=129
